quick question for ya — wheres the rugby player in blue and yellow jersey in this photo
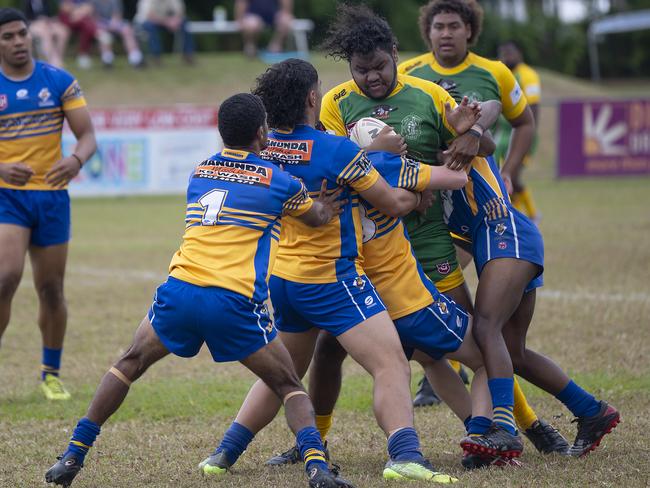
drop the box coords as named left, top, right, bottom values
left=203, top=59, right=458, bottom=484
left=0, top=8, right=97, bottom=401
left=45, top=94, right=353, bottom=488
left=439, top=153, right=620, bottom=461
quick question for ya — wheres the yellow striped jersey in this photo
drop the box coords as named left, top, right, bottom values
left=0, top=61, right=87, bottom=190
left=260, top=124, right=379, bottom=283
left=169, top=149, right=313, bottom=302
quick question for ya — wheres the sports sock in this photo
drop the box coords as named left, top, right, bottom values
left=519, top=188, right=538, bottom=220
left=463, top=415, right=471, bottom=432
left=489, top=377, right=517, bottom=435
left=387, top=427, right=425, bottom=462
left=467, top=416, right=492, bottom=436
left=513, top=378, right=538, bottom=430
left=42, top=347, right=62, bottom=380
left=555, top=380, right=600, bottom=418
left=315, top=414, right=333, bottom=441
left=296, top=426, right=328, bottom=472
left=448, top=360, right=462, bottom=374
left=215, top=422, right=255, bottom=465
left=65, top=417, right=101, bottom=463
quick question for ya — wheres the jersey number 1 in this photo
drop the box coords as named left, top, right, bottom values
left=199, top=189, right=228, bottom=225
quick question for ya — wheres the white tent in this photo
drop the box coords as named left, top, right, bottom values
left=588, top=9, right=650, bottom=80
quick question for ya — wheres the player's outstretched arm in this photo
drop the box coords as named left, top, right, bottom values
left=426, top=165, right=468, bottom=191
left=296, top=179, right=346, bottom=227
left=359, top=174, right=420, bottom=218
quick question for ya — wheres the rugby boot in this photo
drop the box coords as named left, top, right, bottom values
left=568, top=401, right=620, bottom=457
left=45, top=452, right=82, bottom=487
left=460, top=424, right=524, bottom=460
left=267, top=441, right=330, bottom=466
left=198, top=449, right=231, bottom=476
left=383, top=458, right=458, bottom=483
left=41, top=374, right=71, bottom=401
left=461, top=452, right=523, bottom=470
left=413, top=376, right=442, bottom=407
left=308, top=464, right=355, bottom=488
left=524, top=419, right=569, bottom=454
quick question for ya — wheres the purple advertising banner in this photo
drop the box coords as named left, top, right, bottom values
left=558, top=99, right=650, bottom=177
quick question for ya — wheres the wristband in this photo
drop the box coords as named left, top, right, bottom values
left=71, top=153, right=84, bottom=168
left=467, top=125, right=483, bottom=138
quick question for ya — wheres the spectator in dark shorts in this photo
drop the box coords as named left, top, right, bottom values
left=135, top=0, right=194, bottom=65
left=58, top=0, right=97, bottom=69
left=92, top=0, right=143, bottom=68
left=24, top=0, right=69, bottom=67
left=235, top=0, right=293, bottom=58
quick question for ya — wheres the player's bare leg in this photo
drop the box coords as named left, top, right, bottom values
left=0, top=224, right=29, bottom=344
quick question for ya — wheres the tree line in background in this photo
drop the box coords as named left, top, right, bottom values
left=6, top=0, right=649, bottom=78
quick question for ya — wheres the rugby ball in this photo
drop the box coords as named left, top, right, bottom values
left=349, top=117, right=396, bottom=149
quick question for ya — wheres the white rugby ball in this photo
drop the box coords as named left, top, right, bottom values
left=349, top=117, right=396, bottom=149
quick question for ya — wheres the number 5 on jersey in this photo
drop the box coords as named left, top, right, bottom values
left=199, top=189, right=228, bottom=225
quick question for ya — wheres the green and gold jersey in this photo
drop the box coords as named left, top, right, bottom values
left=321, top=73, right=457, bottom=164
left=398, top=51, right=527, bottom=123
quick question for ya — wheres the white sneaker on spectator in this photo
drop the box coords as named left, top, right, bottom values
left=77, top=54, right=92, bottom=69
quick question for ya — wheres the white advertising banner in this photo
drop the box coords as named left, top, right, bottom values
left=65, top=106, right=222, bottom=196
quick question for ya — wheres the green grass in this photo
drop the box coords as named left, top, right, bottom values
left=1, top=53, right=649, bottom=487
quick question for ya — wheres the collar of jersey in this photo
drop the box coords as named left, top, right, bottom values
left=428, top=51, right=475, bottom=75
left=220, top=148, right=251, bottom=160
left=0, top=59, right=37, bottom=83
left=271, top=124, right=311, bottom=135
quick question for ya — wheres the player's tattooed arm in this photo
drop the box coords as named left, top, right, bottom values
left=297, top=179, right=347, bottom=227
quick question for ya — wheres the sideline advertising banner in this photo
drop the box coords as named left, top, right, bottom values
left=65, top=106, right=222, bottom=196
left=558, top=99, right=650, bottom=177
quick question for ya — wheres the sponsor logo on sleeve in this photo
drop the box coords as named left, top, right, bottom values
left=510, top=82, right=523, bottom=105
left=354, top=153, right=373, bottom=174
left=333, top=88, right=347, bottom=102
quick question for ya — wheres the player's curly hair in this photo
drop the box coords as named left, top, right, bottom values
left=253, top=58, right=318, bottom=129
left=320, top=3, right=397, bottom=62
left=419, top=0, right=483, bottom=48
left=218, top=93, right=266, bottom=148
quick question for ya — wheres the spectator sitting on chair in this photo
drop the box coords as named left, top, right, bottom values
left=24, top=0, right=69, bottom=68
left=135, top=0, right=194, bottom=65
left=58, top=0, right=97, bottom=69
left=92, top=0, right=143, bottom=68
left=235, top=0, right=293, bottom=58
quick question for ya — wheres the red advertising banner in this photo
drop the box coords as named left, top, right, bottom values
left=557, top=99, right=650, bottom=177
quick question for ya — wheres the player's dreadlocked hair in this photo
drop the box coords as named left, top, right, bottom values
left=253, top=58, right=318, bottom=129
left=320, top=3, right=397, bottom=62
left=218, top=93, right=266, bottom=148
left=419, top=0, right=483, bottom=47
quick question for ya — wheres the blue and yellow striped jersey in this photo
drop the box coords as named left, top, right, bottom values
left=360, top=153, right=440, bottom=319
left=169, top=148, right=313, bottom=302
left=260, top=124, right=379, bottom=283
left=0, top=61, right=87, bottom=190
left=442, top=156, right=511, bottom=239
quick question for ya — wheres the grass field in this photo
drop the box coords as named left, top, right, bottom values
left=1, top=53, right=649, bottom=487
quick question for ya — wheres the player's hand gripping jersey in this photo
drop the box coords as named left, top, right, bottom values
left=398, top=51, right=527, bottom=125
left=0, top=61, right=86, bottom=190
left=168, top=148, right=313, bottom=303
left=320, top=74, right=462, bottom=289
left=261, top=124, right=379, bottom=283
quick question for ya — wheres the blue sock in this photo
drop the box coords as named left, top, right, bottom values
left=296, top=426, right=328, bottom=472
left=215, top=422, right=255, bottom=466
left=488, top=377, right=517, bottom=435
left=65, top=418, right=101, bottom=463
left=42, top=347, right=62, bottom=379
left=463, top=415, right=472, bottom=432
left=387, top=427, right=425, bottom=462
left=467, top=416, right=492, bottom=436
left=555, top=380, right=600, bottom=418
